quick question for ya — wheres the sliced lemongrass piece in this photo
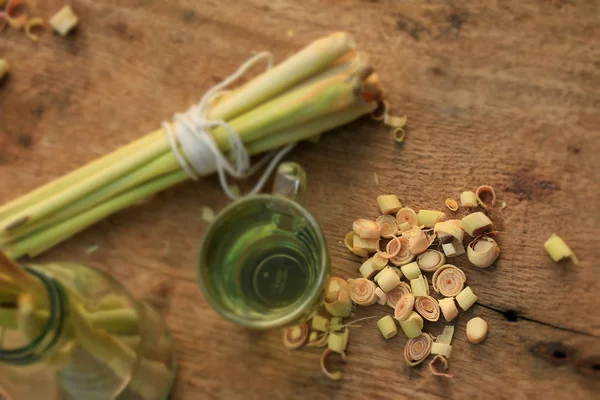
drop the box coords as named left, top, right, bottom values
left=544, top=234, right=579, bottom=264
left=328, top=328, right=349, bottom=353
left=324, top=277, right=352, bottom=317
left=389, top=237, right=414, bottom=266
left=456, top=286, right=478, bottom=311
left=436, top=325, right=455, bottom=345
left=371, top=100, right=388, bottom=120
left=476, top=185, right=496, bottom=210
left=348, top=278, right=378, bottom=306
left=376, top=215, right=398, bottom=238
left=396, top=207, right=418, bottom=228
left=377, top=195, right=402, bottom=215
left=374, top=266, right=400, bottom=292
left=408, top=311, right=424, bottom=329
left=460, top=191, right=478, bottom=208
left=445, top=198, right=459, bottom=211
left=410, top=275, right=429, bottom=297
left=344, top=231, right=368, bottom=257
left=353, top=235, right=378, bottom=253
left=375, top=287, right=387, bottom=305
left=359, top=258, right=378, bottom=279
left=353, top=218, right=381, bottom=239
left=25, top=17, right=43, bottom=42
left=5, top=0, right=28, bottom=29
left=283, top=323, right=309, bottom=349
left=400, top=261, right=421, bottom=280
left=468, top=236, right=500, bottom=268
left=384, top=114, right=407, bottom=129
left=434, top=220, right=464, bottom=243
left=461, top=212, right=493, bottom=237
left=466, top=317, right=488, bottom=343
left=330, top=317, right=343, bottom=332
left=321, top=349, right=346, bottom=381
left=393, top=127, right=406, bottom=143
left=399, top=318, right=421, bottom=339
left=408, top=228, right=433, bottom=255
left=0, top=59, right=9, bottom=81
left=385, top=236, right=403, bottom=258
left=431, top=343, right=452, bottom=358
left=442, top=239, right=465, bottom=258
left=393, top=293, right=415, bottom=322
left=371, top=253, right=389, bottom=270
left=377, top=315, right=398, bottom=339
left=432, top=265, right=466, bottom=297
left=417, top=250, right=446, bottom=272
left=312, top=315, right=330, bottom=332
left=385, top=282, right=411, bottom=309
left=417, top=210, right=445, bottom=228
left=49, top=5, right=78, bottom=36
left=415, top=296, right=440, bottom=322
left=398, top=222, right=411, bottom=232
left=429, top=355, right=453, bottom=378
left=438, top=298, right=459, bottom=322
left=404, top=333, right=433, bottom=366
left=308, top=331, right=329, bottom=347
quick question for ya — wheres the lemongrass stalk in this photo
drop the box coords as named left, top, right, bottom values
left=71, top=305, right=171, bottom=400
left=0, top=306, right=17, bottom=329
left=208, top=31, right=356, bottom=121
left=211, top=72, right=366, bottom=149
left=245, top=100, right=376, bottom=154
left=0, top=130, right=162, bottom=220
left=86, top=309, right=139, bottom=335
left=279, top=50, right=368, bottom=95
left=116, top=334, right=173, bottom=363
left=3, top=71, right=369, bottom=238
left=3, top=97, right=373, bottom=246
left=1, top=152, right=181, bottom=244
left=1, top=137, right=172, bottom=233
left=3, top=171, right=187, bottom=259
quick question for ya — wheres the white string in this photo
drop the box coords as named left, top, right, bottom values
left=162, top=52, right=296, bottom=200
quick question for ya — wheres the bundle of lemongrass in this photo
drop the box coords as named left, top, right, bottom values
left=0, top=32, right=393, bottom=259
left=0, top=254, right=172, bottom=400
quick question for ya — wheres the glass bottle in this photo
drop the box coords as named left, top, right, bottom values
left=0, top=262, right=175, bottom=400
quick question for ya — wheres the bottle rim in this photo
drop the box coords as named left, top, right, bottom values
left=0, top=265, right=67, bottom=365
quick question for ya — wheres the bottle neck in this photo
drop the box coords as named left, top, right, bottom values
left=0, top=265, right=68, bottom=365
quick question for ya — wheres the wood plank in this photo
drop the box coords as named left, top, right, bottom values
left=0, top=0, right=598, bottom=398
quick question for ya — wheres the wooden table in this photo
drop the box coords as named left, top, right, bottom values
left=1, top=0, right=599, bottom=398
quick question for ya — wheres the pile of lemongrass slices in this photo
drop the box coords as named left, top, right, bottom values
left=0, top=32, right=406, bottom=260
left=283, top=186, right=502, bottom=380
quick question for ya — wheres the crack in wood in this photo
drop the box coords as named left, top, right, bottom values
left=476, top=302, right=599, bottom=338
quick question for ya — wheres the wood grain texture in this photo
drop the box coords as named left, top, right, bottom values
left=1, top=0, right=599, bottom=398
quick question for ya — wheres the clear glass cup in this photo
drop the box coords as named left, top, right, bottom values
left=0, top=262, right=176, bottom=400
left=197, top=162, right=330, bottom=329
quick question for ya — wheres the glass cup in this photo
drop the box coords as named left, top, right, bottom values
left=197, top=162, right=330, bottom=329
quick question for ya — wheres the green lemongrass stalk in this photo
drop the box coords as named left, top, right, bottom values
left=0, top=306, right=17, bottom=329
left=0, top=136, right=171, bottom=232
left=4, top=306, right=140, bottom=336
left=3, top=171, right=186, bottom=259
left=1, top=152, right=180, bottom=244
left=0, top=33, right=384, bottom=259
left=245, top=100, right=377, bottom=155
left=115, top=334, right=173, bottom=363
left=1, top=67, right=362, bottom=238
left=211, top=73, right=363, bottom=149
left=4, top=75, right=379, bottom=258
left=280, top=50, right=368, bottom=95
left=0, top=131, right=163, bottom=220
left=71, top=304, right=171, bottom=400
left=208, top=31, right=355, bottom=121
left=0, top=33, right=353, bottom=225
